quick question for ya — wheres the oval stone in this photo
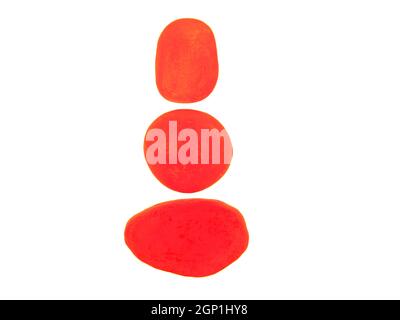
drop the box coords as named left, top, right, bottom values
left=156, top=18, right=219, bottom=103
left=125, top=199, right=249, bottom=277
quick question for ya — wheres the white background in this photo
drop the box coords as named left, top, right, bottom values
left=0, top=1, right=400, bottom=299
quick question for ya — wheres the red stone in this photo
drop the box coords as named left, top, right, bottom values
left=125, top=199, right=249, bottom=277
left=156, top=18, right=219, bottom=103
left=144, top=109, right=232, bottom=193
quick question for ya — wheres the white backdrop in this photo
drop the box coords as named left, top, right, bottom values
left=1, top=1, right=400, bottom=299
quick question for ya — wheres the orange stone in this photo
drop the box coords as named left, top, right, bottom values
left=156, top=18, right=219, bottom=103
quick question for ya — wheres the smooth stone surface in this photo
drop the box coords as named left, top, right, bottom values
left=144, top=109, right=232, bottom=193
left=125, top=199, right=249, bottom=277
left=156, top=18, right=219, bottom=103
